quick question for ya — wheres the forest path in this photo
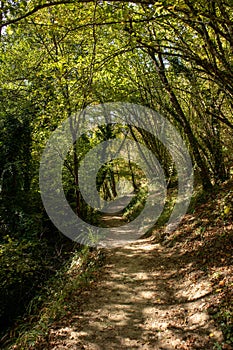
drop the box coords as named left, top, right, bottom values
left=48, top=226, right=224, bottom=349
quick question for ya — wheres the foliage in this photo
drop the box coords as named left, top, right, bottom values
left=0, top=235, right=48, bottom=328
left=4, top=247, right=104, bottom=350
left=0, top=0, right=232, bottom=341
left=123, top=183, right=148, bottom=221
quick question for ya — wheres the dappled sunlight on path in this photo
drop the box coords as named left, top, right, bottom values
left=48, top=238, right=223, bottom=349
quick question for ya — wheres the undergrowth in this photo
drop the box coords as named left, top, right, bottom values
left=158, top=179, right=233, bottom=349
left=2, top=247, right=105, bottom=349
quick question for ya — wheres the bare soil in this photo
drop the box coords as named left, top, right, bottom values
left=47, top=238, right=226, bottom=349
left=40, top=186, right=233, bottom=350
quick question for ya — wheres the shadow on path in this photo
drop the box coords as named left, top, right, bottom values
left=48, top=237, right=223, bottom=349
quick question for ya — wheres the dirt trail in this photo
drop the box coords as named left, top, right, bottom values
left=48, top=234, right=224, bottom=349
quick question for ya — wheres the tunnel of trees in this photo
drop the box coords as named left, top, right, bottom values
left=0, top=0, right=232, bottom=333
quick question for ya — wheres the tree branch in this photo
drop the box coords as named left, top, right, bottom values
left=0, top=0, right=154, bottom=29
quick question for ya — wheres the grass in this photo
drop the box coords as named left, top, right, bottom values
left=3, top=246, right=105, bottom=350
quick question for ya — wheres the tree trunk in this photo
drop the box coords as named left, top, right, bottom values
left=149, top=50, right=213, bottom=190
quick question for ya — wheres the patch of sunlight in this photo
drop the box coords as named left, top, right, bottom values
left=151, top=320, right=168, bottom=330
left=105, top=281, right=128, bottom=290
left=67, top=257, right=83, bottom=274
left=140, top=244, right=155, bottom=251
left=52, top=326, right=77, bottom=337
left=138, top=290, right=156, bottom=299
left=109, top=303, right=132, bottom=310
left=134, top=272, right=150, bottom=280
left=175, top=279, right=212, bottom=300
left=76, top=331, right=88, bottom=336
left=143, top=306, right=157, bottom=315
left=188, top=312, right=209, bottom=326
